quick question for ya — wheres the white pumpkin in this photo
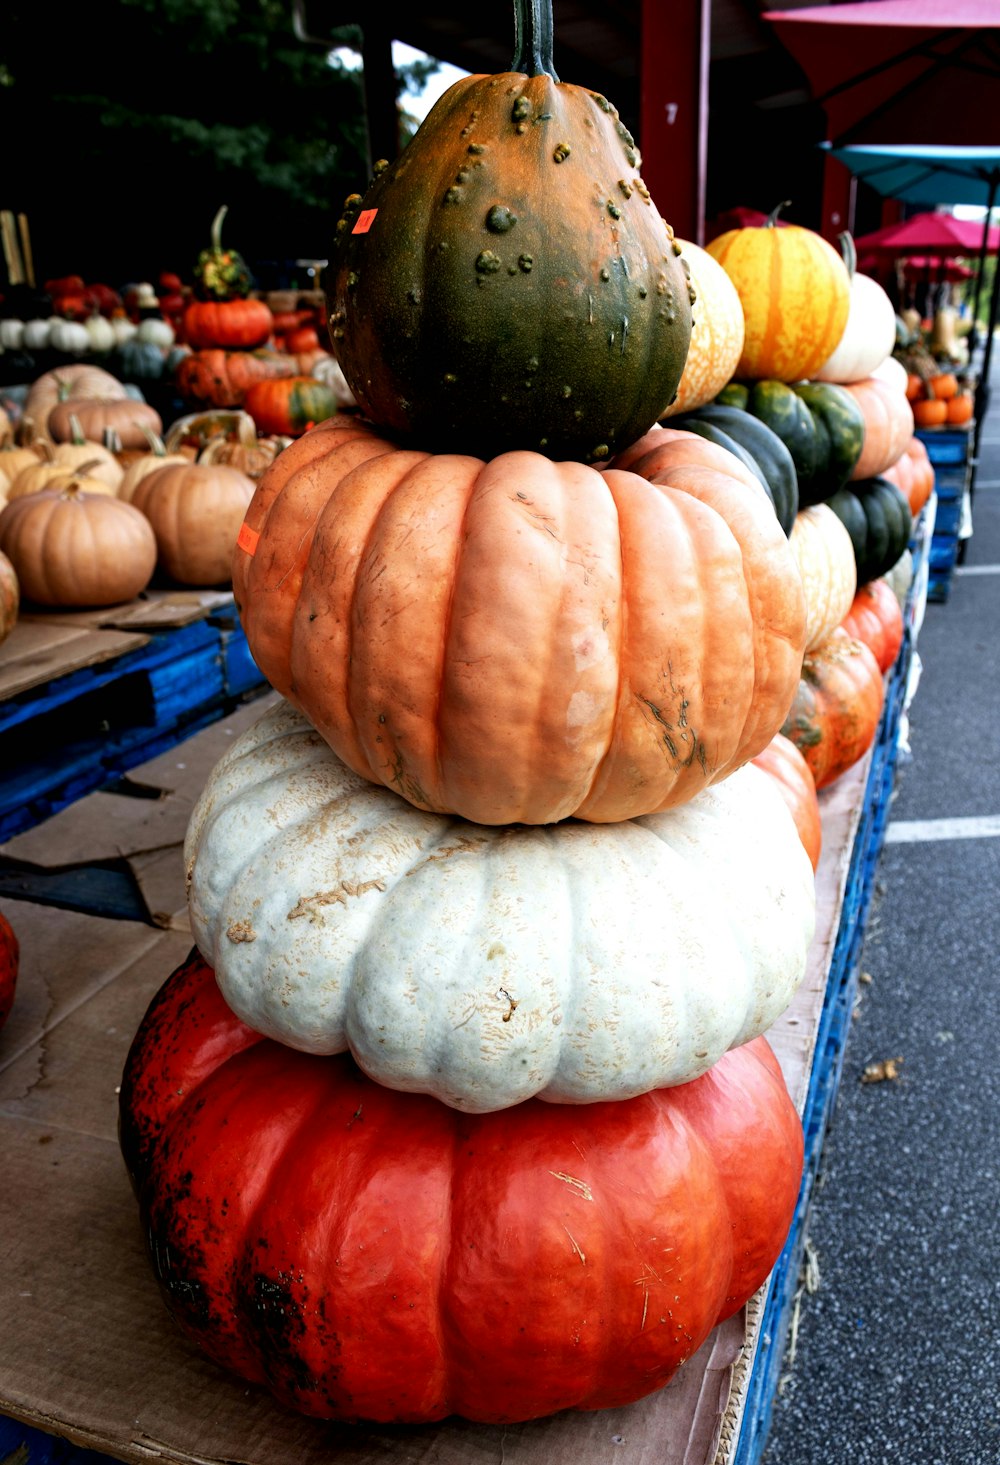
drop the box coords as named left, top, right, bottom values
left=135, top=317, right=175, bottom=348
left=185, top=700, right=816, bottom=1114
left=84, top=312, right=117, bottom=354
left=789, top=503, right=859, bottom=651
left=48, top=318, right=92, bottom=356
left=22, top=317, right=53, bottom=352
left=814, top=234, right=897, bottom=384
left=659, top=239, right=745, bottom=417
left=0, top=319, right=25, bottom=351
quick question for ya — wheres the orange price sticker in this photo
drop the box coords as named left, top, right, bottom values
left=352, top=209, right=378, bottom=235
left=236, top=521, right=260, bottom=556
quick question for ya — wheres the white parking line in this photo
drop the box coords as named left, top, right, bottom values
left=885, top=814, right=1000, bottom=843
left=954, top=563, right=1000, bottom=575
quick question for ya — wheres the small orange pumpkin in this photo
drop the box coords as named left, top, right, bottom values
left=839, top=577, right=904, bottom=674
left=946, top=392, right=974, bottom=426
left=912, top=397, right=948, bottom=428
left=0, top=482, right=157, bottom=607
left=47, top=397, right=165, bottom=451
left=129, top=461, right=256, bottom=586
left=242, top=376, right=338, bottom=438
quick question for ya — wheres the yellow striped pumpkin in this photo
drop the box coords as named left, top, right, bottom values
left=706, top=205, right=851, bottom=384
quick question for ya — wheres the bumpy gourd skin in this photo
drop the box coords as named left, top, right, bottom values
left=327, top=72, right=694, bottom=463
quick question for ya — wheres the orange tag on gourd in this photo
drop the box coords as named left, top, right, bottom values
left=236, top=522, right=260, bottom=556
left=353, top=209, right=378, bottom=235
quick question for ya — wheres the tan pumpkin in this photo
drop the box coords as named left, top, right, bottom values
left=705, top=204, right=851, bottom=383
left=0, top=445, right=47, bottom=494
left=788, top=503, right=858, bottom=652
left=0, top=547, right=19, bottom=646
left=118, top=441, right=193, bottom=502
left=130, top=461, right=256, bottom=586
left=22, top=364, right=128, bottom=440
left=660, top=240, right=746, bottom=418
left=843, top=376, right=915, bottom=482
left=48, top=397, right=164, bottom=451
left=0, top=483, right=157, bottom=607
left=234, top=416, right=808, bottom=826
left=5, top=459, right=117, bottom=502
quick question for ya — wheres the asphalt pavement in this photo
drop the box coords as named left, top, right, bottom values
left=762, top=349, right=1000, bottom=1464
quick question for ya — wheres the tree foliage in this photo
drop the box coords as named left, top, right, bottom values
left=0, top=0, right=431, bottom=289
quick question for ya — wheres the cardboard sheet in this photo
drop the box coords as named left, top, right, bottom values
left=0, top=705, right=874, bottom=1465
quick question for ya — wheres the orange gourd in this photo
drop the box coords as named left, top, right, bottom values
left=751, top=731, right=822, bottom=871
left=843, top=376, right=915, bottom=480
left=781, top=627, right=885, bottom=790
left=233, top=416, right=808, bottom=826
left=840, top=577, right=904, bottom=674
left=705, top=203, right=851, bottom=383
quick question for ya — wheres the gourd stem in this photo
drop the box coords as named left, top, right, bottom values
left=210, top=205, right=228, bottom=253
left=837, top=230, right=857, bottom=281
left=766, top=200, right=792, bottom=229
left=512, top=0, right=559, bottom=80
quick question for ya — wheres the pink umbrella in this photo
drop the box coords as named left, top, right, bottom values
left=852, top=211, right=1000, bottom=257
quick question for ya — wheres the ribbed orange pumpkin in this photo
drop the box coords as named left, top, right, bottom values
left=781, top=627, right=885, bottom=790
left=233, top=416, right=807, bottom=825
left=182, top=298, right=274, bottom=351
left=705, top=204, right=851, bottom=383
left=843, top=376, right=915, bottom=481
left=881, top=435, right=934, bottom=517
left=788, top=503, right=858, bottom=652
left=0, top=548, right=19, bottom=647
left=751, top=731, right=822, bottom=871
left=660, top=240, right=745, bottom=418
left=0, top=483, right=157, bottom=607
left=840, top=577, right=904, bottom=675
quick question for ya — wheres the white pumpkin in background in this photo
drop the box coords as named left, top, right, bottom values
left=814, top=233, right=898, bottom=384
left=22, top=318, right=54, bottom=352
left=660, top=238, right=746, bottom=417
left=84, top=312, right=117, bottom=354
left=48, top=318, right=91, bottom=356
left=185, top=700, right=816, bottom=1115
left=135, top=316, right=175, bottom=349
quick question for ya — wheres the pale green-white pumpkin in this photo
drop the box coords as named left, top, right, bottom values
left=185, top=700, right=816, bottom=1114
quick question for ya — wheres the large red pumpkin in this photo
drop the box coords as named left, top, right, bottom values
left=0, top=909, right=19, bottom=1033
left=232, top=416, right=807, bottom=824
left=119, top=950, right=803, bottom=1426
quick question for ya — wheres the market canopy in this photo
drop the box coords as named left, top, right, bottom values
left=762, top=1, right=1000, bottom=147
left=852, top=212, right=1000, bottom=258
left=820, top=143, right=1000, bottom=209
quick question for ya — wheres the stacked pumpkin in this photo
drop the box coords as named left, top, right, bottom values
left=118, top=5, right=821, bottom=1428
left=664, top=212, right=922, bottom=794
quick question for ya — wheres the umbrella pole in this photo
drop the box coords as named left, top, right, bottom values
left=971, top=242, right=1000, bottom=518
left=969, top=173, right=999, bottom=355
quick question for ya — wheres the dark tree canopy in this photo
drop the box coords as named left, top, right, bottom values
left=0, top=0, right=432, bottom=291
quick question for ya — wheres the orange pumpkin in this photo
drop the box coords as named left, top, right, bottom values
left=47, top=397, right=164, bottom=451
left=751, top=731, right=822, bottom=871
left=912, top=397, right=948, bottom=428
left=0, top=547, right=19, bottom=646
left=839, top=577, right=904, bottom=674
left=927, top=371, right=958, bottom=400
left=130, top=461, right=256, bottom=587
left=175, top=349, right=300, bottom=408
left=946, top=392, right=974, bottom=426
left=843, top=376, right=915, bottom=480
left=233, top=416, right=808, bottom=826
left=881, top=435, right=935, bottom=517
left=242, top=376, right=338, bottom=437
left=781, top=627, right=885, bottom=790
left=22, top=364, right=128, bottom=440
left=659, top=240, right=745, bottom=418
left=705, top=204, right=851, bottom=383
left=182, top=298, right=274, bottom=351
left=0, top=483, right=157, bottom=607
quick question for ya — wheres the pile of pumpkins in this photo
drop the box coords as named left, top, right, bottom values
left=0, top=364, right=263, bottom=620
left=17, top=0, right=925, bottom=1429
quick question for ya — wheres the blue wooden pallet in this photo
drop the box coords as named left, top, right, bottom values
left=732, top=620, right=916, bottom=1465
left=917, top=426, right=971, bottom=605
left=0, top=607, right=268, bottom=843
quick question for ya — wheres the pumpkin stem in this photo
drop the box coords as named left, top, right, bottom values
left=68, top=413, right=87, bottom=446
left=837, top=231, right=857, bottom=281
left=210, top=205, right=228, bottom=254
left=142, top=425, right=168, bottom=455
left=511, top=0, right=559, bottom=80
left=766, top=201, right=792, bottom=228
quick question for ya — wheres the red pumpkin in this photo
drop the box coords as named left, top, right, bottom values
left=840, top=577, right=904, bottom=674
left=119, top=949, right=803, bottom=1426
left=781, top=627, right=885, bottom=789
left=182, top=298, right=275, bottom=351
left=233, top=417, right=808, bottom=825
left=751, top=731, right=822, bottom=870
left=0, top=908, right=19, bottom=1033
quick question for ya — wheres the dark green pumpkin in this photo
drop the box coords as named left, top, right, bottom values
left=826, top=476, right=914, bottom=585
left=724, top=380, right=865, bottom=507
left=327, top=0, right=693, bottom=463
left=674, top=401, right=798, bottom=536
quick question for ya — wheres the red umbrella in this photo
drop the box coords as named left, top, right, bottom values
left=903, top=256, right=975, bottom=281
left=852, top=211, right=1000, bottom=257
left=763, top=1, right=1000, bottom=147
